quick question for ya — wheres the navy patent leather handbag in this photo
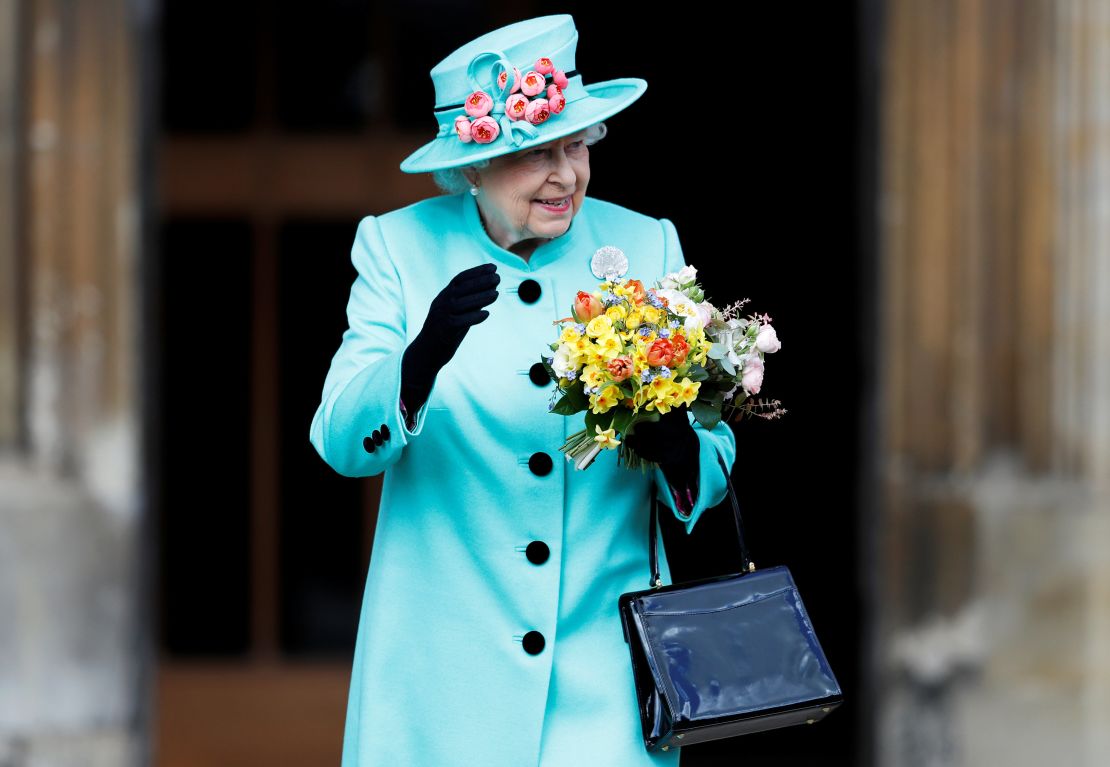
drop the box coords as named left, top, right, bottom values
left=618, top=446, right=844, bottom=752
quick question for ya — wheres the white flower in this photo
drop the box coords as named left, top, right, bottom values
left=756, top=324, right=782, bottom=353
left=693, top=301, right=715, bottom=330
left=659, top=264, right=698, bottom=290
left=655, top=288, right=707, bottom=333
left=551, top=345, right=574, bottom=378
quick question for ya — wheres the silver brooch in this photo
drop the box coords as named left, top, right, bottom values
left=590, top=245, right=629, bottom=280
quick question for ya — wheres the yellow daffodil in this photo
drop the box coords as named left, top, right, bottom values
left=646, top=397, right=673, bottom=414
left=595, top=333, right=624, bottom=360
left=647, top=377, right=673, bottom=402
left=590, top=384, right=622, bottom=414
left=580, top=364, right=605, bottom=389
left=674, top=376, right=700, bottom=407
left=594, top=423, right=621, bottom=449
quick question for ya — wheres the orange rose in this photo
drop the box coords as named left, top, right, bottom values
left=572, top=291, right=604, bottom=322
left=607, top=356, right=633, bottom=382
left=646, top=338, right=675, bottom=367
left=670, top=335, right=690, bottom=365
left=624, top=279, right=646, bottom=304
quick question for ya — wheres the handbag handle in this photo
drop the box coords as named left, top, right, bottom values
left=649, top=445, right=755, bottom=589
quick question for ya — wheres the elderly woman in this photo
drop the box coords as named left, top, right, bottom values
left=309, top=14, right=736, bottom=767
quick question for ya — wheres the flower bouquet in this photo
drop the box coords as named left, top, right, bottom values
left=542, top=264, right=786, bottom=471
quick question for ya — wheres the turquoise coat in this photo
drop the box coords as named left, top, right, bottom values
left=309, top=190, right=737, bottom=766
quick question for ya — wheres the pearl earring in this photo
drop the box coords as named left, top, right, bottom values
left=469, top=185, right=479, bottom=196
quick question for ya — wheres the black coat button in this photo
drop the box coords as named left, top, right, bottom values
left=363, top=436, right=376, bottom=453
left=528, top=452, right=553, bottom=476
left=372, top=429, right=383, bottom=445
left=519, top=279, right=541, bottom=304
left=529, top=362, right=550, bottom=387
left=526, top=541, right=550, bottom=565
left=522, top=630, right=545, bottom=654
left=381, top=424, right=390, bottom=440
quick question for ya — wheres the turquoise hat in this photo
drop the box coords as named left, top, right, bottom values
left=399, top=14, right=648, bottom=174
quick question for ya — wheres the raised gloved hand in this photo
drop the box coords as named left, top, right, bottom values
left=401, top=263, right=500, bottom=413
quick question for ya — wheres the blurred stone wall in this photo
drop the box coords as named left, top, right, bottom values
left=874, top=1, right=1110, bottom=765
left=0, top=0, right=152, bottom=765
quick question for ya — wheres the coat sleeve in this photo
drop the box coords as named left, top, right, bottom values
left=652, top=217, right=738, bottom=535
left=309, top=214, right=439, bottom=477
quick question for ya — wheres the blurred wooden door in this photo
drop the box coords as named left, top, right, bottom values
left=154, top=1, right=448, bottom=764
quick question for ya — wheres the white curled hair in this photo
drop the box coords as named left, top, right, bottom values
left=431, top=120, right=608, bottom=196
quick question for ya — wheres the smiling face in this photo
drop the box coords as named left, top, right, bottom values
left=464, top=128, right=591, bottom=258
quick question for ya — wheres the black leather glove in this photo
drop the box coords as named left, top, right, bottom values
left=623, top=404, right=701, bottom=489
left=401, top=263, right=500, bottom=414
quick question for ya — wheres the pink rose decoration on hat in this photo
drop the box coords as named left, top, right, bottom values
left=464, top=90, right=493, bottom=118
left=497, top=66, right=521, bottom=94
left=525, top=98, right=550, bottom=125
left=454, top=115, right=473, bottom=142
left=453, top=54, right=570, bottom=144
left=470, top=116, right=500, bottom=144
left=506, top=93, right=529, bottom=121
left=520, top=70, right=546, bottom=97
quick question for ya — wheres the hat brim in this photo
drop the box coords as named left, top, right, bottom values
left=399, top=78, right=647, bottom=174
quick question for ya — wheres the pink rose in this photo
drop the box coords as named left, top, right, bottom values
left=497, top=66, right=521, bottom=94
left=755, top=324, right=782, bottom=353
left=454, top=116, right=473, bottom=142
left=741, top=355, right=764, bottom=395
left=464, top=90, right=492, bottom=118
left=547, top=84, right=562, bottom=99
left=520, top=70, right=546, bottom=97
left=470, top=116, right=500, bottom=144
left=535, top=57, right=555, bottom=75
left=548, top=90, right=566, bottom=114
left=505, top=93, right=529, bottom=121
left=553, top=69, right=569, bottom=89
left=525, top=98, right=550, bottom=125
